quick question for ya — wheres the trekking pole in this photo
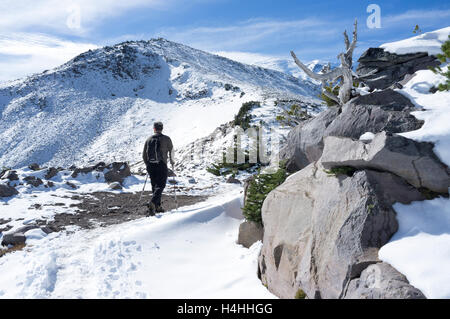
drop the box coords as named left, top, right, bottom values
left=138, top=173, right=149, bottom=206
left=171, top=163, right=178, bottom=210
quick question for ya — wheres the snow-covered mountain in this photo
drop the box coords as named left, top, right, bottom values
left=0, top=38, right=321, bottom=169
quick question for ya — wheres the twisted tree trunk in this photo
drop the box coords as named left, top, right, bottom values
left=291, top=20, right=358, bottom=106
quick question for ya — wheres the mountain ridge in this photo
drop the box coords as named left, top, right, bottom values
left=0, top=38, right=322, bottom=168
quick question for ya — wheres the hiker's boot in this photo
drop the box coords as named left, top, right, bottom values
left=155, top=205, right=165, bottom=213
left=146, top=202, right=156, bottom=216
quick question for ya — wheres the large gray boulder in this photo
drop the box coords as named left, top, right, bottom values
left=237, top=220, right=264, bottom=248
left=321, top=132, right=450, bottom=194
left=0, top=184, right=18, bottom=197
left=324, top=90, right=423, bottom=138
left=344, top=262, right=425, bottom=299
left=357, top=48, right=440, bottom=90
left=280, top=90, right=423, bottom=172
left=258, top=163, right=425, bottom=299
left=280, top=107, right=339, bottom=172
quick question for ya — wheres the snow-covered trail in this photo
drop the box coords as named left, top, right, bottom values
left=0, top=192, right=274, bottom=299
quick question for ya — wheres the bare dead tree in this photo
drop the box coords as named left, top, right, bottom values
left=290, top=19, right=358, bottom=106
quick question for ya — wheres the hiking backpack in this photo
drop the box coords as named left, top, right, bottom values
left=147, top=135, right=164, bottom=164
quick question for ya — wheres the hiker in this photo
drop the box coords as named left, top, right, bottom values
left=143, top=121, right=174, bottom=214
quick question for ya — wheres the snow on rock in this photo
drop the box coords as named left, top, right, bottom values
left=378, top=30, right=450, bottom=298
left=397, top=68, right=450, bottom=166
left=359, top=132, right=375, bottom=141
left=0, top=191, right=275, bottom=299
left=380, top=26, right=450, bottom=55
left=379, top=198, right=450, bottom=298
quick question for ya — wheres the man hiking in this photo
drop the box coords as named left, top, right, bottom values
left=142, top=121, right=174, bottom=215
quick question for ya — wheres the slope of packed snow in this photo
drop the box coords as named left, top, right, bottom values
left=0, top=190, right=275, bottom=298
left=378, top=29, right=450, bottom=298
left=380, top=26, right=450, bottom=55
left=0, top=38, right=320, bottom=169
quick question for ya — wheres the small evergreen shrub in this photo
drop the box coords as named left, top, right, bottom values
left=206, top=126, right=267, bottom=176
left=233, top=101, right=261, bottom=130
left=430, top=35, right=450, bottom=91
left=206, top=159, right=255, bottom=176
left=276, top=104, right=309, bottom=127
left=320, top=83, right=340, bottom=107
left=324, top=166, right=356, bottom=177
left=242, top=168, right=288, bottom=225
left=295, top=289, right=307, bottom=299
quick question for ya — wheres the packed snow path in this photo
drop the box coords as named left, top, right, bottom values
left=0, top=192, right=274, bottom=299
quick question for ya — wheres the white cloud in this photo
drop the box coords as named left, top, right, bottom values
left=382, top=9, right=450, bottom=27
left=0, top=0, right=168, bottom=35
left=0, top=33, right=97, bottom=82
left=157, top=18, right=338, bottom=52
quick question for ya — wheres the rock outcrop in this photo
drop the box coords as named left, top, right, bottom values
left=24, top=176, right=43, bottom=187
left=1, top=170, right=19, bottom=181
left=357, top=48, right=440, bottom=90
left=1, top=232, right=26, bottom=246
left=238, top=221, right=264, bottom=248
left=344, top=262, right=425, bottom=299
left=258, top=163, right=426, bottom=299
left=103, top=162, right=131, bottom=185
left=0, top=184, right=18, bottom=197
left=281, top=90, right=423, bottom=172
left=321, top=132, right=450, bottom=194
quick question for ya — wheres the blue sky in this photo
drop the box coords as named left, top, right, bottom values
left=0, top=0, right=449, bottom=82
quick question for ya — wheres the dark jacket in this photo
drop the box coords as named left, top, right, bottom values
left=143, top=133, right=174, bottom=166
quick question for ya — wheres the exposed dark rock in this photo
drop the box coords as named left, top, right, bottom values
left=66, top=181, right=77, bottom=189
left=24, top=176, right=43, bottom=187
left=28, top=163, right=41, bottom=171
left=2, top=170, right=19, bottom=181
left=357, top=48, right=440, bottom=90
left=44, top=167, right=59, bottom=180
left=93, top=162, right=107, bottom=171
left=71, top=166, right=94, bottom=178
left=1, top=233, right=26, bottom=246
left=238, top=220, right=264, bottom=248
left=0, top=184, right=19, bottom=197
left=104, top=162, right=131, bottom=185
